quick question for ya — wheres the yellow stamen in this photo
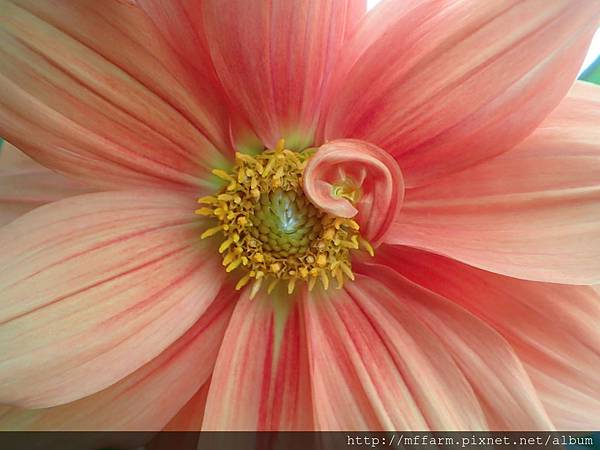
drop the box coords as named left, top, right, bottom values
left=287, top=278, right=296, bottom=295
left=219, top=238, right=234, bottom=254
left=249, top=277, right=263, bottom=300
left=308, top=275, right=318, bottom=291
left=198, top=195, right=217, bottom=204
left=267, top=278, right=279, bottom=294
left=316, top=254, right=327, bottom=268
left=198, top=139, right=373, bottom=297
left=236, top=273, right=251, bottom=290
left=275, top=138, right=285, bottom=152
left=201, top=225, right=224, bottom=239
left=195, top=207, right=213, bottom=216
left=226, top=258, right=243, bottom=273
left=212, top=169, right=234, bottom=181
left=360, top=238, right=375, bottom=257
left=320, top=271, right=330, bottom=290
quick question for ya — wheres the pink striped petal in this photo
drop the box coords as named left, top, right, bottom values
left=0, top=190, right=226, bottom=408
left=202, top=290, right=313, bottom=430
left=134, top=0, right=226, bottom=104
left=0, top=143, right=93, bottom=226
left=303, top=139, right=404, bottom=245
left=0, top=0, right=230, bottom=191
left=305, top=276, right=552, bottom=429
left=322, top=0, right=600, bottom=187
left=202, top=0, right=365, bottom=150
left=0, top=289, right=235, bottom=431
left=377, top=246, right=600, bottom=430
left=387, top=82, right=600, bottom=284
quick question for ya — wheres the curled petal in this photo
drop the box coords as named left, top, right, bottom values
left=303, top=139, right=404, bottom=245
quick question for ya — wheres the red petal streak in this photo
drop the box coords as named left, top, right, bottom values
left=351, top=262, right=554, bottom=430
left=305, top=282, right=488, bottom=430
left=202, top=0, right=366, bottom=150
left=202, top=290, right=313, bottom=430
left=322, top=0, right=600, bottom=186
left=0, top=287, right=235, bottom=430
left=135, top=0, right=231, bottom=150
left=375, top=246, right=600, bottom=430
left=0, top=190, right=226, bottom=408
left=0, top=0, right=229, bottom=190
left=303, top=139, right=404, bottom=245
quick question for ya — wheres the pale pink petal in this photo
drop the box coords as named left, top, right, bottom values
left=0, top=143, right=94, bottom=226
left=0, top=288, right=235, bottom=431
left=387, top=82, right=600, bottom=284
left=376, top=246, right=600, bottom=430
left=202, top=0, right=366, bottom=150
left=304, top=272, right=552, bottom=430
left=303, top=139, right=404, bottom=245
left=0, top=190, right=226, bottom=408
left=202, top=289, right=313, bottom=430
left=0, top=0, right=230, bottom=191
left=322, top=0, right=600, bottom=186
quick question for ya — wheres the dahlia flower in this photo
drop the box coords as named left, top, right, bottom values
left=0, top=0, right=599, bottom=433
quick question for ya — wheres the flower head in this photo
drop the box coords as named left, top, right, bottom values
left=0, top=0, right=599, bottom=433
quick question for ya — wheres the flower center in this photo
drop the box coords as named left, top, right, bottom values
left=196, top=140, right=373, bottom=298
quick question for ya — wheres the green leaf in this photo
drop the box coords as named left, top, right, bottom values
left=579, top=55, right=600, bottom=85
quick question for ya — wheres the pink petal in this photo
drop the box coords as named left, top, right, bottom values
left=304, top=272, right=552, bottom=430
left=0, top=288, right=235, bottom=431
left=376, top=246, right=600, bottom=430
left=135, top=0, right=228, bottom=118
left=321, top=0, right=600, bottom=187
left=0, top=143, right=94, bottom=226
left=0, top=0, right=230, bottom=191
left=303, top=139, right=404, bottom=245
left=163, top=382, right=210, bottom=432
left=202, top=0, right=365, bottom=150
left=0, top=190, right=226, bottom=408
left=202, top=289, right=313, bottom=430
left=147, top=383, right=211, bottom=448
left=387, top=82, right=600, bottom=284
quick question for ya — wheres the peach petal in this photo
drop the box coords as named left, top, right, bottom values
left=0, top=288, right=235, bottom=431
left=387, top=82, right=600, bottom=284
left=0, top=190, right=226, bottom=408
left=163, top=382, right=211, bottom=432
left=0, top=143, right=93, bottom=226
left=202, top=290, right=313, bottom=431
left=202, top=0, right=366, bottom=150
left=0, top=0, right=229, bottom=190
left=322, top=0, right=600, bottom=186
left=347, top=263, right=554, bottom=430
left=376, top=245, right=600, bottom=430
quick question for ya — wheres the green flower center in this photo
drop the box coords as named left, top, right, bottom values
left=251, top=189, right=322, bottom=257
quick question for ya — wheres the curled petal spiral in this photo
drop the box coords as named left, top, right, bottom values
left=303, top=139, right=404, bottom=245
